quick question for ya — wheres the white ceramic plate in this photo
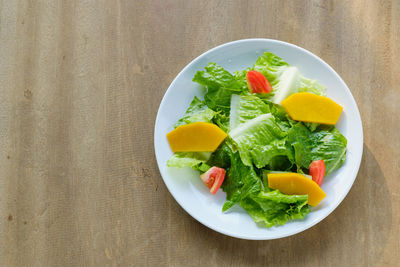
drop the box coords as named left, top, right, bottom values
left=154, top=39, right=363, bottom=240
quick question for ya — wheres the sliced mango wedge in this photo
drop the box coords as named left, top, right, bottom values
left=166, top=122, right=227, bottom=152
left=268, top=172, right=326, bottom=206
left=281, top=92, right=343, bottom=125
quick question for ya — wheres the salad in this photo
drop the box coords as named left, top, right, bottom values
left=165, top=52, right=347, bottom=227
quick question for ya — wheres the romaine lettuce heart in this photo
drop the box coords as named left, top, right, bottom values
left=229, top=113, right=292, bottom=168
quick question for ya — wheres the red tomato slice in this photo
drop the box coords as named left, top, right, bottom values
left=200, top=166, right=226, bottom=195
left=309, top=160, right=326, bottom=186
left=246, top=70, right=272, bottom=94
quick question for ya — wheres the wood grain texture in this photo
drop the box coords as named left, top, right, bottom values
left=0, top=0, right=399, bottom=266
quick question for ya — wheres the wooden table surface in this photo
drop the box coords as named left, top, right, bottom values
left=0, top=1, right=399, bottom=266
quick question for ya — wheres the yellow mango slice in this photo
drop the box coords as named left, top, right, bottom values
left=268, top=173, right=326, bottom=206
left=166, top=122, right=227, bottom=152
left=281, top=92, right=343, bottom=125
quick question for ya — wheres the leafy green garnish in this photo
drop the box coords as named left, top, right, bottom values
left=193, top=63, right=244, bottom=113
left=288, top=123, right=347, bottom=175
left=174, top=97, right=216, bottom=127
left=240, top=190, right=310, bottom=227
left=167, top=152, right=211, bottom=172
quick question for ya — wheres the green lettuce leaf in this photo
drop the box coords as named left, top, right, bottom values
left=207, top=141, right=233, bottom=169
left=253, top=52, right=325, bottom=104
left=193, top=63, right=244, bottom=113
left=303, top=122, right=319, bottom=132
left=212, top=112, right=230, bottom=133
left=233, top=69, right=251, bottom=91
left=167, top=152, right=211, bottom=172
left=229, top=113, right=293, bottom=168
left=288, top=123, right=347, bottom=175
left=174, top=97, right=216, bottom=127
left=221, top=152, right=263, bottom=211
left=298, top=76, right=326, bottom=95
left=229, top=94, right=270, bottom=130
left=193, top=62, right=237, bottom=89
left=240, top=190, right=310, bottom=227
left=268, top=155, right=294, bottom=171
